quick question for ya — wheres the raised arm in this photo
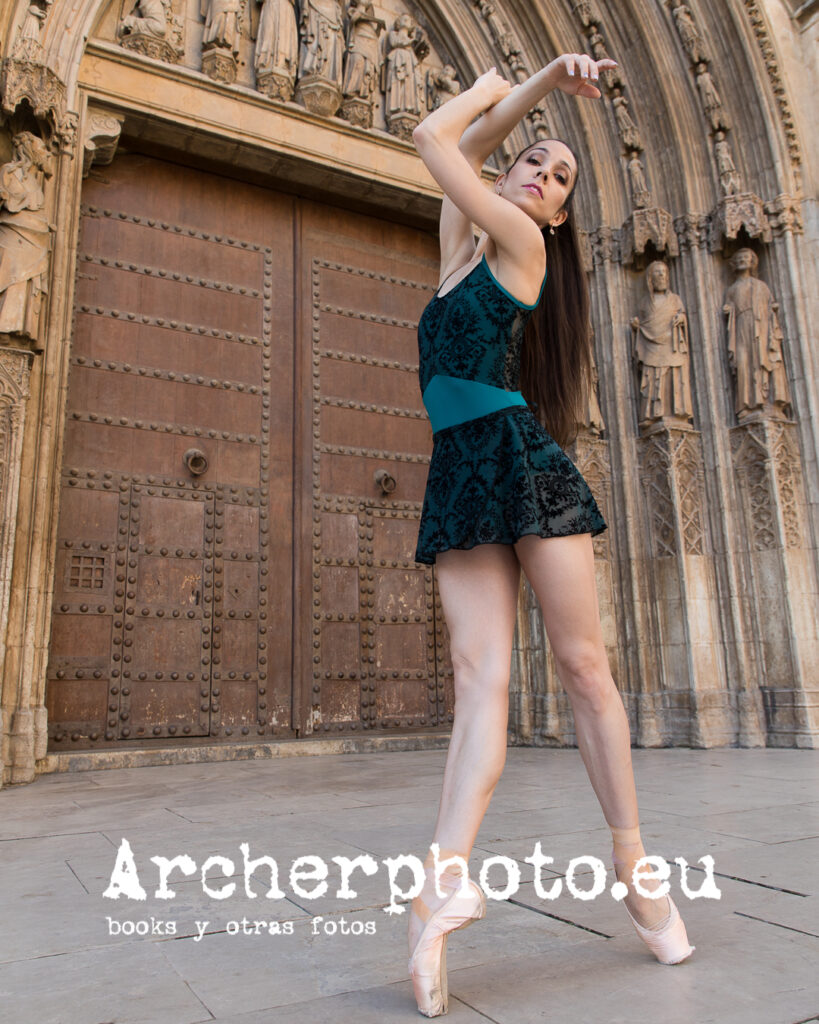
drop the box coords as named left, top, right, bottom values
left=458, top=54, right=617, bottom=167
left=413, top=56, right=617, bottom=282
left=413, top=69, right=545, bottom=271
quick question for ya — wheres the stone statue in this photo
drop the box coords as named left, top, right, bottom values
left=253, top=0, right=298, bottom=100
left=119, top=0, right=183, bottom=62
left=714, top=132, right=742, bottom=196
left=382, top=14, right=429, bottom=141
left=296, top=0, right=345, bottom=114
left=201, top=0, right=243, bottom=56
left=612, top=95, right=642, bottom=152
left=588, top=29, right=624, bottom=91
left=630, top=261, right=693, bottom=427
left=0, top=132, right=53, bottom=341
left=695, top=63, right=729, bottom=132
left=120, top=0, right=167, bottom=40
left=672, top=4, right=709, bottom=64
left=298, top=0, right=344, bottom=83
left=425, top=64, right=460, bottom=111
left=723, top=248, right=791, bottom=421
left=200, top=0, right=244, bottom=81
left=339, top=0, right=385, bottom=127
left=628, top=152, right=650, bottom=209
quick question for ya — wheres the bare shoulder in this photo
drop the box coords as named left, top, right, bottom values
left=488, top=228, right=547, bottom=306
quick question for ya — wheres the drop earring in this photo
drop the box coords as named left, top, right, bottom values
left=550, top=225, right=556, bottom=235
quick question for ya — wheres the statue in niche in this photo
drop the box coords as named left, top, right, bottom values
left=382, top=14, right=429, bottom=141
left=119, top=0, right=183, bottom=62
left=200, top=0, right=244, bottom=82
left=296, top=0, right=345, bottom=115
left=630, top=261, right=693, bottom=428
left=0, top=132, right=53, bottom=342
left=253, top=0, right=299, bottom=100
left=672, top=4, right=709, bottom=64
left=723, top=248, right=791, bottom=421
left=695, top=63, right=729, bottom=132
left=201, top=0, right=243, bottom=55
left=588, top=29, right=624, bottom=91
left=120, top=0, right=166, bottom=39
left=612, top=95, right=642, bottom=151
left=426, top=64, right=461, bottom=111
left=627, top=152, right=650, bottom=209
left=714, top=131, right=742, bottom=196
left=339, top=0, right=385, bottom=127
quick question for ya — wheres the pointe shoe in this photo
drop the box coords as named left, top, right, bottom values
left=408, top=870, right=486, bottom=1017
left=612, top=851, right=695, bottom=965
left=622, top=891, right=695, bottom=964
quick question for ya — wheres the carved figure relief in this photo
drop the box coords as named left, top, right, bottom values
left=695, top=64, right=729, bottom=132
left=714, top=132, right=742, bottom=196
left=0, top=132, right=53, bottom=342
left=120, top=0, right=166, bottom=40
left=672, top=4, right=709, bottom=64
left=723, top=248, right=792, bottom=422
left=200, top=0, right=245, bottom=82
left=339, top=0, right=385, bottom=127
left=296, top=0, right=345, bottom=115
left=612, top=95, right=642, bottom=152
left=630, top=261, right=693, bottom=428
left=382, top=14, right=429, bottom=141
left=425, top=64, right=461, bottom=111
left=253, top=0, right=299, bottom=100
left=627, top=152, right=650, bottom=209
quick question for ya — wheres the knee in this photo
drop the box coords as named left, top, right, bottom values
left=556, top=649, right=616, bottom=712
left=451, top=649, right=511, bottom=700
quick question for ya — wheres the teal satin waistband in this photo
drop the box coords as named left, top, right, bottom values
left=422, top=374, right=528, bottom=434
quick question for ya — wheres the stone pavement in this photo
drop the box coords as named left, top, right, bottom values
left=0, top=746, right=817, bottom=1024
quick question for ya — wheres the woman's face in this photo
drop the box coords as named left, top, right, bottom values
left=495, top=141, right=577, bottom=230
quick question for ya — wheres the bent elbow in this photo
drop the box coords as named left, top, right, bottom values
left=412, top=122, right=431, bottom=151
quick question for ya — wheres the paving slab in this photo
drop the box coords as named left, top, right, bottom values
left=0, top=747, right=817, bottom=1023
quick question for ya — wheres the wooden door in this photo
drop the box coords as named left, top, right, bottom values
left=46, top=153, right=454, bottom=751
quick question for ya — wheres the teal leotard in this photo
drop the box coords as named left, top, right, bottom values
left=414, top=253, right=607, bottom=565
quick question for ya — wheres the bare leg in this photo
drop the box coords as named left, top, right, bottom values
left=513, top=531, right=670, bottom=928
left=409, top=542, right=521, bottom=956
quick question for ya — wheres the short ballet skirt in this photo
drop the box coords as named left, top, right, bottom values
left=414, top=404, right=607, bottom=565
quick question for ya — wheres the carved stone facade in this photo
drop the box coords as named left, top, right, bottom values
left=0, top=0, right=817, bottom=787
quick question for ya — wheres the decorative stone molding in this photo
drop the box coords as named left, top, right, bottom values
left=0, top=347, right=34, bottom=708
left=620, top=207, right=679, bottom=266
left=708, top=192, right=772, bottom=252
left=81, top=108, right=125, bottom=177
left=764, top=193, right=804, bottom=236
left=742, top=0, right=803, bottom=172
left=0, top=4, right=77, bottom=152
left=674, top=212, right=709, bottom=251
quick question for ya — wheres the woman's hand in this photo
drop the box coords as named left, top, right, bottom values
left=545, top=53, right=618, bottom=99
left=471, top=67, right=513, bottom=109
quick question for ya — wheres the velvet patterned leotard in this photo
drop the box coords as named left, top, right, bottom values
left=414, top=253, right=607, bottom=565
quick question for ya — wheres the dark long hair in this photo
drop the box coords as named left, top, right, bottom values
left=510, top=142, right=592, bottom=449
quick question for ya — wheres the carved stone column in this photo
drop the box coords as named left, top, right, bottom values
left=636, top=425, right=730, bottom=745
left=729, top=419, right=818, bottom=746
left=0, top=347, right=34, bottom=787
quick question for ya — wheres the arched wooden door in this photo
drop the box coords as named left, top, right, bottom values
left=45, top=153, right=455, bottom=751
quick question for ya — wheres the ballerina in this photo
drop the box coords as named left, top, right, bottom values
left=407, top=53, right=694, bottom=1017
